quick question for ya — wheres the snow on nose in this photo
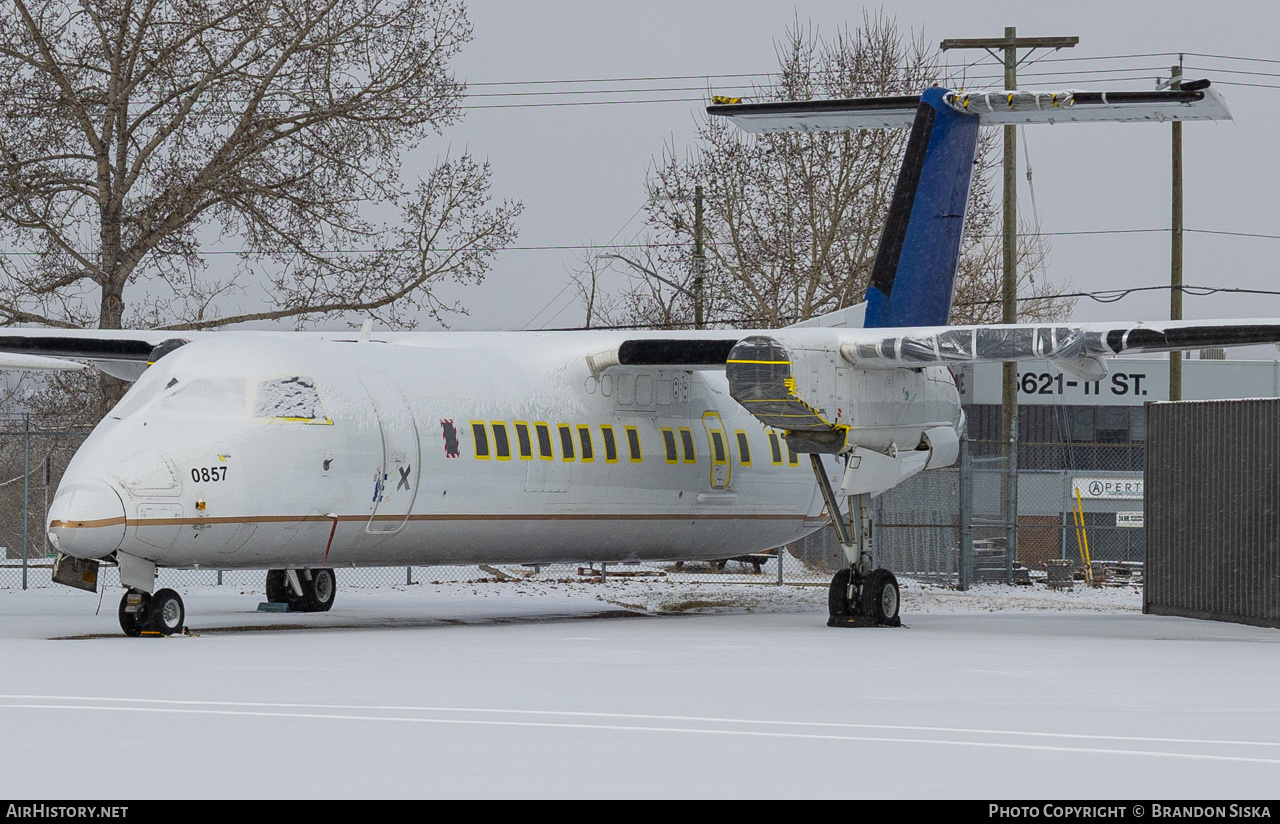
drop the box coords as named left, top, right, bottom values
left=47, top=482, right=127, bottom=559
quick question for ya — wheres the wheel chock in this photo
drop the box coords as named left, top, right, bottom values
left=257, top=601, right=291, bottom=612
left=826, top=615, right=904, bottom=628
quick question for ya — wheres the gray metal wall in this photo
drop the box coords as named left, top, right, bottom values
left=1145, top=398, right=1280, bottom=629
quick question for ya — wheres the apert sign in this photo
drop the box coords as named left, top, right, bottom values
left=1072, top=477, right=1144, bottom=500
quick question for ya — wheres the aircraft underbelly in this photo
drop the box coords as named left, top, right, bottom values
left=142, top=512, right=818, bottom=568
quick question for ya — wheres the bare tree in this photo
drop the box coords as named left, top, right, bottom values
left=605, top=14, right=1071, bottom=330
left=0, top=0, right=520, bottom=341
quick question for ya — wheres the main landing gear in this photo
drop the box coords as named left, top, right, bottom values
left=809, top=454, right=902, bottom=628
left=118, top=588, right=186, bottom=637
left=265, top=568, right=336, bottom=612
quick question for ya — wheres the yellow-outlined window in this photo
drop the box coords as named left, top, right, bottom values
left=558, top=424, right=575, bottom=461
left=735, top=431, right=752, bottom=466
left=626, top=426, right=642, bottom=463
left=787, top=441, right=799, bottom=466
left=679, top=427, right=696, bottom=464
left=768, top=431, right=784, bottom=466
left=661, top=428, right=678, bottom=464
left=534, top=422, right=554, bottom=460
left=471, top=420, right=490, bottom=460
left=710, top=430, right=727, bottom=465
left=577, top=425, right=595, bottom=462
left=491, top=422, right=512, bottom=461
left=513, top=421, right=533, bottom=460
left=601, top=425, right=618, bottom=463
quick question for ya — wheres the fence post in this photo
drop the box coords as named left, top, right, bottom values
left=1005, top=415, right=1019, bottom=584
left=43, top=454, right=50, bottom=558
left=21, top=413, right=29, bottom=591
left=959, top=436, right=973, bottom=590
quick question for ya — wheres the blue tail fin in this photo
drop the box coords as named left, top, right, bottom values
left=863, top=86, right=979, bottom=329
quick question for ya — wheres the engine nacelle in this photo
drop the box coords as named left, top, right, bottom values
left=919, top=425, right=959, bottom=470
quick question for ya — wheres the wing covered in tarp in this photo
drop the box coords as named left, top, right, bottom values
left=837, top=319, right=1280, bottom=380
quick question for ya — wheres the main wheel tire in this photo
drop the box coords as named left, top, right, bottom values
left=146, top=588, right=185, bottom=635
left=828, top=568, right=854, bottom=620
left=265, top=569, right=289, bottom=604
left=118, top=590, right=149, bottom=637
left=860, top=569, right=901, bottom=627
left=303, top=568, right=336, bottom=612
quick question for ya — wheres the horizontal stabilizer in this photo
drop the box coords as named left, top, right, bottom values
left=707, top=85, right=1230, bottom=132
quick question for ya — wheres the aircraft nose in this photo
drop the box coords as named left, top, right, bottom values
left=47, top=482, right=127, bottom=559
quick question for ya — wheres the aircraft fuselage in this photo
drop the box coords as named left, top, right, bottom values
left=47, top=331, right=963, bottom=571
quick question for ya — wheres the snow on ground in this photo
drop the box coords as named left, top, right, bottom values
left=598, top=577, right=1144, bottom=616
left=0, top=575, right=1275, bottom=799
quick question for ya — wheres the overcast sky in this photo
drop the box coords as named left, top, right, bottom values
left=416, top=1, right=1279, bottom=333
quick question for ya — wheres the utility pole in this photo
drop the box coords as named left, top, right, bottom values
left=1169, top=58, right=1184, bottom=401
left=940, top=29, right=1079, bottom=449
left=941, top=29, right=1078, bottom=578
left=693, top=184, right=705, bottom=330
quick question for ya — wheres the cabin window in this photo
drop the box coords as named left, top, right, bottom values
left=661, top=428, right=678, bottom=464
left=441, top=420, right=460, bottom=458
left=514, top=422, right=533, bottom=460
left=679, top=427, right=696, bottom=463
left=736, top=431, right=751, bottom=466
left=471, top=421, right=490, bottom=459
left=253, top=376, right=329, bottom=423
left=711, top=430, right=726, bottom=464
left=626, top=426, right=642, bottom=462
left=535, top=423, right=553, bottom=459
left=578, top=425, right=594, bottom=462
left=601, top=426, right=618, bottom=463
left=492, top=423, right=511, bottom=460
left=768, top=431, right=783, bottom=466
left=558, top=424, right=575, bottom=461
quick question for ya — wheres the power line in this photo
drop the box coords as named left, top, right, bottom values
left=2, top=227, right=1279, bottom=258
left=961, top=283, right=1280, bottom=307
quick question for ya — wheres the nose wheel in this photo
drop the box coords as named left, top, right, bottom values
left=118, top=588, right=185, bottom=636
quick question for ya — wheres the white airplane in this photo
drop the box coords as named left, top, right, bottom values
left=4, top=81, right=1268, bottom=636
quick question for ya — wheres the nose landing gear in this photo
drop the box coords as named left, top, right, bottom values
left=118, top=588, right=186, bottom=636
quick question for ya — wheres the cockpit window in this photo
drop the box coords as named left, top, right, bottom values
left=154, top=377, right=248, bottom=417
left=254, top=376, right=332, bottom=424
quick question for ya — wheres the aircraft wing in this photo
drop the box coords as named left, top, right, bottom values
left=832, top=318, right=1280, bottom=379
left=0, top=326, right=400, bottom=380
left=0, top=329, right=196, bottom=379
